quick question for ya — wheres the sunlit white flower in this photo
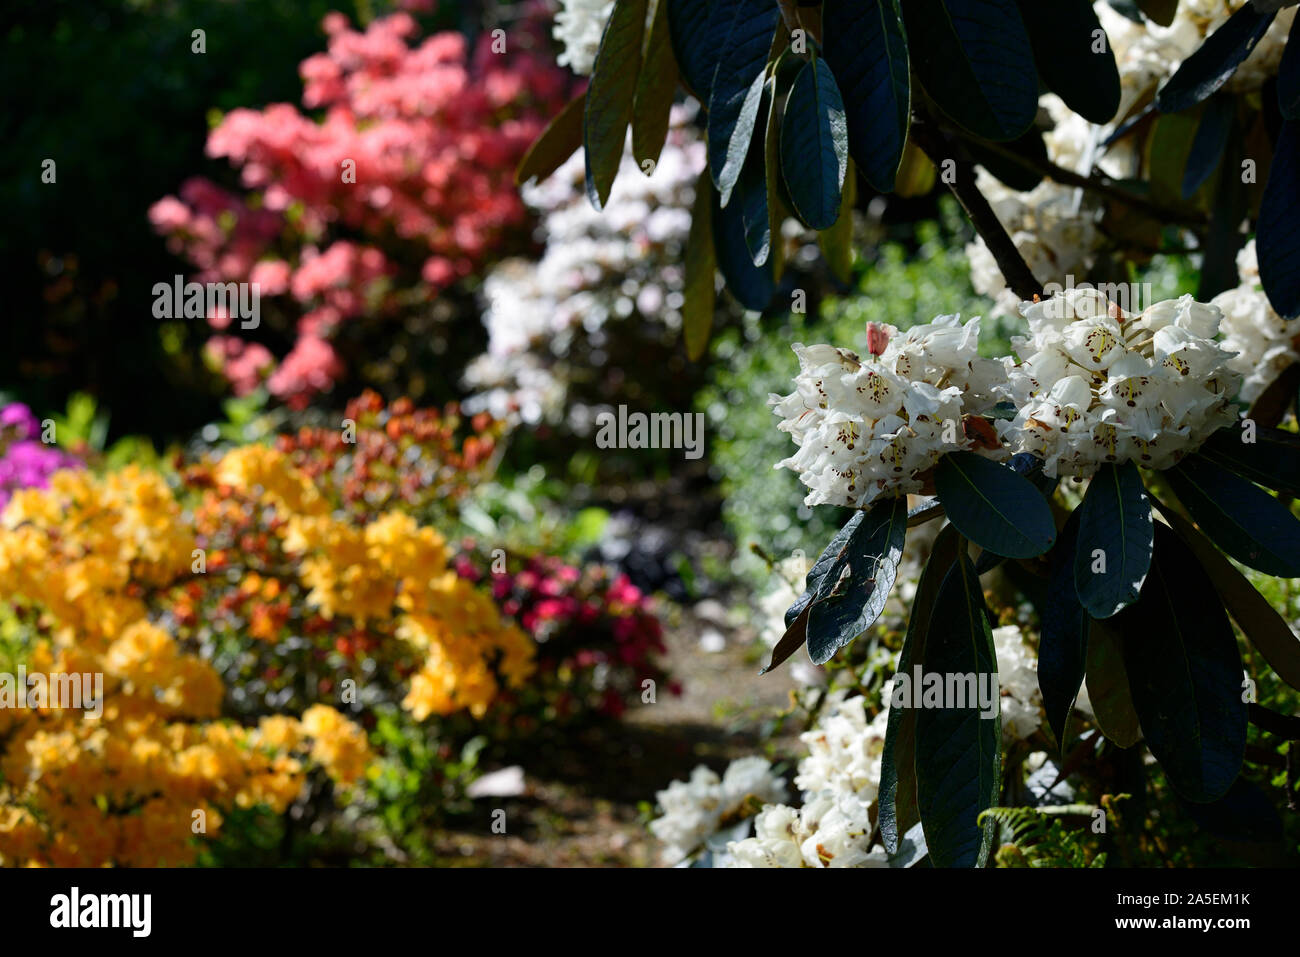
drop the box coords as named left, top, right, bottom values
left=649, top=756, right=788, bottom=864
left=771, top=314, right=1004, bottom=509
left=1213, top=240, right=1300, bottom=403
left=998, top=290, right=1240, bottom=477
left=723, top=791, right=890, bottom=868
left=552, top=0, right=615, bottom=76
left=795, top=689, right=891, bottom=806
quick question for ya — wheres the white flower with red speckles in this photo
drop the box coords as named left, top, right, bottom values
left=997, top=289, right=1240, bottom=478
left=770, top=315, right=1005, bottom=509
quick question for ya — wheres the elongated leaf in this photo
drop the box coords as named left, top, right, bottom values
left=516, top=92, right=586, bottom=187
left=667, top=0, right=716, bottom=100
left=964, top=128, right=1048, bottom=192
left=713, top=162, right=776, bottom=310
left=585, top=0, right=649, bottom=209
left=901, top=0, right=1037, bottom=141
left=763, top=73, right=788, bottom=281
left=821, top=0, right=910, bottom=193
left=1259, top=119, right=1300, bottom=318
left=818, top=159, right=856, bottom=282
left=1074, top=462, right=1153, bottom=619
left=633, top=0, right=679, bottom=169
left=1114, top=522, right=1247, bottom=803
left=893, top=136, right=936, bottom=196
left=1041, top=512, right=1089, bottom=749
left=973, top=453, right=1057, bottom=573
left=762, top=602, right=810, bottom=674
left=880, top=523, right=961, bottom=854
left=1015, top=0, right=1120, bottom=124
left=1181, top=93, right=1235, bottom=199
left=1164, top=453, right=1300, bottom=576
left=1197, top=111, right=1250, bottom=300
left=934, top=451, right=1057, bottom=559
left=1178, top=776, right=1285, bottom=845
left=1157, top=501, right=1300, bottom=692
left=780, top=56, right=848, bottom=229
left=740, top=87, right=772, bottom=266
left=682, top=171, right=716, bottom=360
left=1279, top=13, right=1300, bottom=119
left=807, top=496, right=908, bottom=664
left=1136, top=0, right=1177, bottom=27
left=765, top=508, right=868, bottom=673
left=1155, top=4, right=1277, bottom=113
left=915, top=550, right=1001, bottom=868
left=1084, top=616, right=1141, bottom=748
left=1199, top=424, right=1300, bottom=497
left=708, top=0, right=781, bottom=206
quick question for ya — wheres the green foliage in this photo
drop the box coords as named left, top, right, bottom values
left=700, top=212, right=1002, bottom=583
left=980, top=806, right=1108, bottom=868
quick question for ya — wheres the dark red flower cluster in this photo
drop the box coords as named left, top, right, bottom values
left=456, top=549, right=679, bottom=721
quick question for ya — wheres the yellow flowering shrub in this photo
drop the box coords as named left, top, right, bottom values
left=0, top=448, right=534, bottom=866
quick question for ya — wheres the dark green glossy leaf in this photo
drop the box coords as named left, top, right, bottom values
left=1279, top=14, right=1300, bottom=119
left=632, top=0, right=680, bottom=169
left=1164, top=453, right=1300, bottom=576
left=1158, top=500, right=1300, bottom=693
left=915, top=549, right=1001, bottom=868
left=584, top=0, right=649, bottom=209
left=1015, top=0, right=1120, bottom=124
left=1181, top=93, right=1235, bottom=199
left=1084, top=616, right=1141, bottom=748
left=807, top=496, right=908, bottom=664
left=682, top=170, right=716, bottom=360
left=667, top=0, right=716, bottom=100
left=901, top=0, right=1037, bottom=141
left=1041, top=512, right=1089, bottom=749
left=821, top=0, right=910, bottom=193
left=1073, top=462, right=1153, bottom=618
left=1178, top=777, right=1285, bottom=845
left=713, top=159, right=776, bottom=310
left=1155, top=4, right=1276, bottom=113
left=817, top=157, right=855, bottom=282
left=1114, top=522, right=1247, bottom=803
left=516, top=92, right=586, bottom=187
left=879, top=523, right=961, bottom=855
left=964, top=128, right=1048, bottom=192
left=780, top=56, right=848, bottom=230
left=1199, top=423, right=1300, bottom=497
left=1135, top=0, right=1177, bottom=27
left=740, top=86, right=772, bottom=266
left=934, top=451, right=1057, bottom=559
left=973, top=453, right=1058, bottom=573
left=707, top=0, right=780, bottom=206
left=1259, top=120, right=1300, bottom=318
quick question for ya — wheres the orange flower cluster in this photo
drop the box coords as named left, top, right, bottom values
left=0, top=438, right=533, bottom=866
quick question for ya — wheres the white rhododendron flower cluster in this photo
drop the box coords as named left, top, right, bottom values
left=724, top=791, right=889, bottom=868
left=648, top=757, right=788, bottom=865
left=464, top=107, right=701, bottom=425
left=1097, top=0, right=1295, bottom=117
left=1213, top=240, right=1300, bottom=403
left=551, top=0, right=614, bottom=76
left=770, top=315, right=1005, bottom=508
left=997, top=289, right=1241, bottom=478
left=795, top=689, right=891, bottom=807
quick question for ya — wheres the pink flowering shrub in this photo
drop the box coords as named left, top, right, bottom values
left=454, top=547, right=678, bottom=727
left=0, top=403, right=82, bottom=509
left=150, top=10, right=569, bottom=407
